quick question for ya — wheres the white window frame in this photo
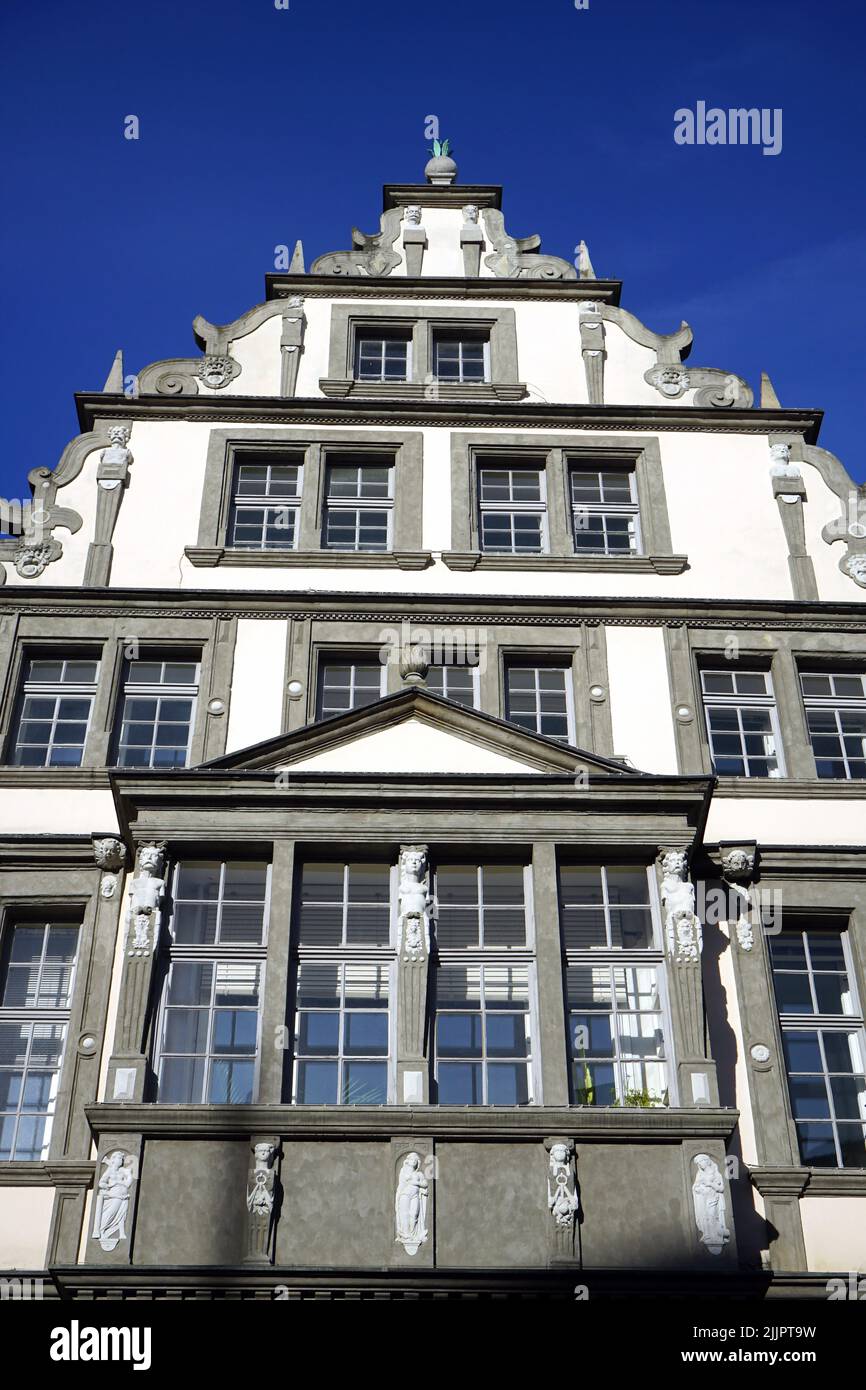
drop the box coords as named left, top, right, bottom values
left=560, top=863, right=676, bottom=1107
left=772, top=923, right=866, bottom=1169
left=478, top=462, right=549, bottom=555
left=353, top=331, right=412, bottom=383
left=322, top=459, right=395, bottom=553
left=10, top=655, right=100, bottom=768
left=568, top=463, right=642, bottom=557
left=432, top=331, right=490, bottom=384
left=700, top=667, right=786, bottom=778
left=800, top=670, right=866, bottom=781
left=315, top=653, right=388, bottom=721
left=153, top=859, right=271, bottom=1105
left=228, top=455, right=303, bottom=551
left=0, top=920, right=79, bottom=1160
left=504, top=660, right=575, bottom=744
left=424, top=662, right=480, bottom=710
left=291, top=861, right=398, bottom=1105
left=114, top=656, right=200, bottom=770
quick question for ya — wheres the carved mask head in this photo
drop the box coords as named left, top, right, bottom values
left=405, top=205, right=423, bottom=225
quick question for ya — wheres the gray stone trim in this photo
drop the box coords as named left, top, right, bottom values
left=447, top=431, right=678, bottom=562
left=310, top=207, right=404, bottom=278
left=84, top=1102, right=738, bottom=1141
left=531, top=843, right=569, bottom=1105
left=266, top=271, right=622, bottom=305
left=258, top=840, right=295, bottom=1104
left=0, top=1160, right=94, bottom=1188
left=75, top=392, right=825, bottom=442
left=324, top=303, right=520, bottom=389
left=194, top=426, right=425, bottom=559
left=184, top=548, right=433, bottom=571
left=440, top=553, right=688, bottom=573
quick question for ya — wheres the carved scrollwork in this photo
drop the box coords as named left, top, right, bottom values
left=481, top=209, right=577, bottom=281
left=310, top=207, right=404, bottom=278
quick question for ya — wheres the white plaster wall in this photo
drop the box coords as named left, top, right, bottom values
left=0, top=1188, right=53, bottom=1268
left=513, top=303, right=584, bottom=403
left=706, top=797, right=866, bottom=846
left=225, top=312, right=283, bottom=395
left=0, top=790, right=117, bottom=836
left=224, top=619, right=288, bottom=754
left=294, top=296, right=333, bottom=395
left=715, top=923, right=759, bottom=1165
left=800, top=1197, right=866, bottom=1272
left=602, top=322, right=663, bottom=406
left=287, top=718, right=543, bottom=774
left=605, top=626, right=678, bottom=772
left=400, top=207, right=464, bottom=278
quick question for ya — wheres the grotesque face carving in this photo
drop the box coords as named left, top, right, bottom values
left=405, top=205, right=423, bottom=225
left=462, top=204, right=479, bottom=223
left=661, top=850, right=687, bottom=878
left=138, top=845, right=163, bottom=875
left=108, top=426, right=131, bottom=447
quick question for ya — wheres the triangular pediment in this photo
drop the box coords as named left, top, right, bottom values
left=202, top=689, right=633, bottom=777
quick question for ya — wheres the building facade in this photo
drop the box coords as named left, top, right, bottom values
left=1, top=152, right=865, bottom=1298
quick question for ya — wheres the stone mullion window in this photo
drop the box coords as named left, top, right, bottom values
left=699, top=667, right=786, bottom=779
left=799, top=671, right=866, bottom=781
left=431, top=862, right=538, bottom=1106
left=151, top=859, right=270, bottom=1105
left=290, top=861, right=396, bottom=1106
left=770, top=922, right=866, bottom=1170
left=558, top=863, right=673, bottom=1107
left=8, top=655, right=100, bottom=769
left=0, top=920, right=80, bottom=1159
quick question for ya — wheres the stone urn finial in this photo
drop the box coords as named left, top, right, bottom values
left=425, top=137, right=457, bottom=186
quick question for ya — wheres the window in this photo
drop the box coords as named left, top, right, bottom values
left=114, top=657, right=199, bottom=768
left=559, top=865, right=656, bottom=950
left=800, top=671, right=866, bottom=780
left=353, top=332, right=411, bottom=383
left=425, top=663, right=478, bottom=708
left=569, top=465, right=641, bottom=556
left=0, top=922, right=79, bottom=1159
left=432, top=331, right=488, bottom=383
left=323, top=459, right=394, bottom=552
left=316, top=656, right=386, bottom=720
left=292, top=862, right=394, bottom=1104
left=155, top=860, right=269, bottom=1104
left=478, top=463, right=547, bottom=554
left=228, top=453, right=302, bottom=550
left=559, top=862, right=670, bottom=1106
left=435, top=864, right=528, bottom=948
left=771, top=924, right=866, bottom=1168
left=9, top=656, right=99, bottom=767
left=700, top=668, right=784, bottom=777
left=567, top=965, right=668, bottom=1107
left=435, top=965, right=533, bottom=1105
left=505, top=663, right=572, bottom=742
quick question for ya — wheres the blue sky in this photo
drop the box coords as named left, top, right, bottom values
left=1, top=0, right=864, bottom=504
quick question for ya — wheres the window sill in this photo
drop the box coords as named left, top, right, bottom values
left=318, top=378, right=528, bottom=402
left=0, top=1159, right=95, bottom=1187
left=441, top=550, right=689, bottom=574
left=0, top=766, right=111, bottom=787
left=714, top=777, right=866, bottom=797
left=184, top=546, right=433, bottom=571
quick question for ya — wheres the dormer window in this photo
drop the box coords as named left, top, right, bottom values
left=432, top=330, right=489, bottom=384
left=353, top=331, right=411, bottom=383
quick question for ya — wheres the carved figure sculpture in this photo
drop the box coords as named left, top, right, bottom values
left=126, top=844, right=166, bottom=956
left=398, top=846, right=431, bottom=961
left=395, top=1152, right=429, bottom=1255
left=692, top=1154, right=730, bottom=1255
left=93, top=1150, right=135, bottom=1252
left=548, top=1142, right=580, bottom=1229
left=658, top=849, right=702, bottom=961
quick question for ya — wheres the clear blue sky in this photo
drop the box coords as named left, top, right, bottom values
left=1, top=0, right=864, bottom=504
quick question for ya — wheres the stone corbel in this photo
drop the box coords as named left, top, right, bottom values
left=107, top=843, right=167, bottom=1103
left=578, top=300, right=605, bottom=404
left=83, top=427, right=134, bottom=586
left=460, top=204, right=484, bottom=277
left=396, top=844, right=432, bottom=1104
left=657, top=847, right=716, bottom=1103
left=92, top=835, right=128, bottom=901
left=767, top=440, right=818, bottom=599
left=310, top=207, right=404, bottom=277
left=402, top=205, right=427, bottom=276
left=717, top=842, right=759, bottom=951
left=280, top=295, right=306, bottom=397
left=245, top=1137, right=281, bottom=1265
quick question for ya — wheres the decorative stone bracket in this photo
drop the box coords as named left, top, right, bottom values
left=245, top=1137, right=281, bottom=1264
left=0, top=461, right=83, bottom=583
left=544, top=1137, right=580, bottom=1262
left=311, top=206, right=404, bottom=277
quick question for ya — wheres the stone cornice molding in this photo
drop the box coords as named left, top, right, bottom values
left=83, top=1102, right=738, bottom=1142
left=265, top=271, right=623, bottom=304
left=382, top=183, right=503, bottom=211
left=74, top=392, right=825, bottom=442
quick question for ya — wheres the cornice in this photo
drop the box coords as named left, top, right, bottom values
left=84, top=1101, right=738, bottom=1141
left=75, top=392, right=824, bottom=442
left=0, top=1159, right=95, bottom=1188
left=382, top=182, right=504, bottom=210
left=263, top=271, right=623, bottom=305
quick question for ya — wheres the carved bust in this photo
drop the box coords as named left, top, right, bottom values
left=404, top=205, right=423, bottom=225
